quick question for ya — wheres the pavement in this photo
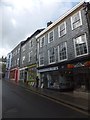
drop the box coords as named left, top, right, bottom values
left=6, top=80, right=90, bottom=113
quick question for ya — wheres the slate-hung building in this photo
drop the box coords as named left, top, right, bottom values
left=19, top=29, right=44, bottom=85
left=10, top=41, right=24, bottom=82
left=5, top=52, right=12, bottom=80
left=36, top=1, right=90, bottom=90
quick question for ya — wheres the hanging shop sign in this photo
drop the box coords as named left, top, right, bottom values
left=84, top=61, right=90, bottom=67
left=74, top=62, right=84, bottom=68
left=38, top=66, right=58, bottom=73
left=67, top=64, right=74, bottom=69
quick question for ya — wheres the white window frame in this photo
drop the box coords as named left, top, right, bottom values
left=17, top=58, right=19, bottom=65
left=58, top=21, right=66, bottom=37
left=39, top=53, right=44, bottom=66
left=29, top=40, right=33, bottom=48
left=15, top=59, right=17, bottom=66
left=48, top=30, right=54, bottom=43
left=22, top=44, right=26, bottom=52
left=48, top=47, right=56, bottom=64
left=18, top=48, right=20, bottom=54
left=71, top=11, right=82, bottom=30
left=73, top=33, right=88, bottom=58
left=40, top=36, right=45, bottom=48
left=28, top=51, right=32, bottom=62
left=15, top=50, right=17, bottom=55
left=58, top=42, right=68, bottom=62
left=22, top=56, right=25, bottom=64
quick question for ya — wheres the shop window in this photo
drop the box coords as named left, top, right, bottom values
left=20, top=70, right=24, bottom=80
left=17, top=58, right=19, bottom=65
left=74, top=34, right=88, bottom=57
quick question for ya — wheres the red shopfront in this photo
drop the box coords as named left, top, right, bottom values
left=10, top=68, right=19, bottom=82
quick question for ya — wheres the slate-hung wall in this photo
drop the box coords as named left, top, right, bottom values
left=20, top=37, right=37, bottom=68
left=11, top=44, right=21, bottom=68
left=36, top=2, right=90, bottom=90
left=20, top=29, right=44, bottom=68
left=9, top=43, right=21, bottom=81
left=37, top=5, right=90, bottom=67
left=19, top=29, right=44, bottom=82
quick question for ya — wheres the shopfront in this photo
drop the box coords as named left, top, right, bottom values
left=38, top=65, right=74, bottom=90
left=38, top=59, right=90, bottom=91
left=10, top=68, right=19, bottom=82
left=73, top=61, right=90, bottom=91
left=27, top=64, right=37, bottom=86
left=19, top=67, right=28, bottom=83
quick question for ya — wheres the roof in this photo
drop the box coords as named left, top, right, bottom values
left=36, top=0, right=85, bottom=39
left=23, top=28, right=44, bottom=44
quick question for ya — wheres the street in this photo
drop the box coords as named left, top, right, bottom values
left=2, top=80, right=89, bottom=118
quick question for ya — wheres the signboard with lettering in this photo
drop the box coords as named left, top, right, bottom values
left=38, top=66, right=58, bottom=73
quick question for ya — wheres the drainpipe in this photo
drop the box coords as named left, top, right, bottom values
left=84, top=2, right=90, bottom=91
left=85, top=2, right=90, bottom=39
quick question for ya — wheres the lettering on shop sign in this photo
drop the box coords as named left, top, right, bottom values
left=38, top=66, right=58, bottom=72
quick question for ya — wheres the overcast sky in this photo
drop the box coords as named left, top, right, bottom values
left=0, top=0, right=88, bottom=58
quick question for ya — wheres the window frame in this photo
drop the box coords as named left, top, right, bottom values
left=58, top=21, right=66, bottom=37
left=40, top=36, right=45, bottom=48
left=39, top=53, right=44, bottom=66
left=58, top=42, right=68, bottom=62
left=48, top=30, right=54, bottom=43
left=48, top=47, right=56, bottom=64
left=73, top=33, right=88, bottom=57
left=71, top=11, right=82, bottom=30
left=28, top=51, right=32, bottom=62
left=22, top=56, right=25, bottom=64
left=22, top=44, right=26, bottom=52
left=29, top=40, right=33, bottom=48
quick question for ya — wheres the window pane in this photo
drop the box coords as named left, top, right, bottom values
left=59, top=22, right=66, bottom=37
left=59, top=42, right=67, bottom=61
left=49, top=48, right=55, bottom=63
left=49, top=31, right=53, bottom=43
left=74, top=34, right=88, bottom=56
left=72, top=11, right=82, bottom=29
left=39, top=53, right=44, bottom=65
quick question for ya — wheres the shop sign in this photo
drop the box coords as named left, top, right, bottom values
left=67, top=64, right=74, bottom=69
left=38, top=66, right=58, bottom=72
left=74, top=63, right=84, bottom=68
left=84, top=61, right=90, bottom=67
left=28, top=64, right=37, bottom=68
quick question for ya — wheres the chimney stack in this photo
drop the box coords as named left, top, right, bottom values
left=47, top=21, right=53, bottom=27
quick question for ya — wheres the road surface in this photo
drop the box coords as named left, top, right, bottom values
left=2, top=80, right=89, bottom=118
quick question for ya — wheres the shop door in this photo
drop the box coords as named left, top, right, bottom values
left=16, top=69, right=18, bottom=82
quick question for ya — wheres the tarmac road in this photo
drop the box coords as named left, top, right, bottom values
left=2, top=80, right=89, bottom=118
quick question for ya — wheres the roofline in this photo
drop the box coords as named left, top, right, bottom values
left=24, top=28, right=44, bottom=43
left=36, top=0, right=85, bottom=39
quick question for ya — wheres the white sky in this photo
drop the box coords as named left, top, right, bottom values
left=0, top=0, right=89, bottom=58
